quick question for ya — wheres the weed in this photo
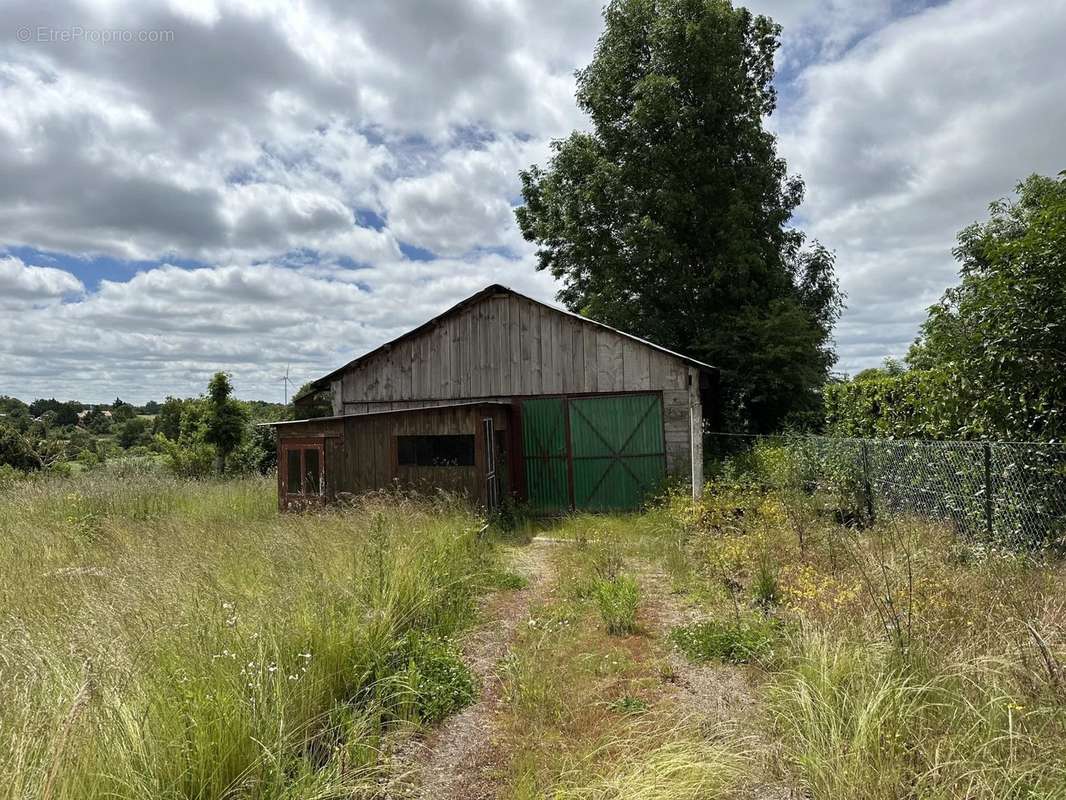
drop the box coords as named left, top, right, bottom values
left=670, top=617, right=776, bottom=664
left=551, top=733, right=747, bottom=800
left=609, top=695, right=648, bottom=715
left=595, top=575, right=641, bottom=636
left=387, top=631, right=478, bottom=725
left=751, top=556, right=779, bottom=611
left=486, top=569, right=530, bottom=591
left=0, top=473, right=494, bottom=800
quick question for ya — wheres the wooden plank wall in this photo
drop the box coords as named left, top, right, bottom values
left=331, top=293, right=702, bottom=481
left=295, top=404, right=511, bottom=503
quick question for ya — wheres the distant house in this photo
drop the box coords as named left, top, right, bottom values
left=269, top=285, right=717, bottom=512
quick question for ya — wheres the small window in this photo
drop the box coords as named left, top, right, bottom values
left=397, top=435, right=476, bottom=467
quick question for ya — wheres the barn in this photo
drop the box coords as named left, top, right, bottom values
left=270, top=284, right=717, bottom=512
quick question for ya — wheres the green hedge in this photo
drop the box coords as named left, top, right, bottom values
left=823, top=370, right=981, bottom=440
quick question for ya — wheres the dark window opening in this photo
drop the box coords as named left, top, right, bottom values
left=283, top=445, right=323, bottom=497
left=305, top=448, right=320, bottom=494
left=398, top=434, right=476, bottom=467
left=286, top=449, right=302, bottom=493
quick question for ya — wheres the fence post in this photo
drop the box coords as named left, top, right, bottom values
left=861, top=440, right=875, bottom=524
left=983, top=443, right=994, bottom=540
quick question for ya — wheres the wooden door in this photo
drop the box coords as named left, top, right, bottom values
left=279, top=439, right=325, bottom=510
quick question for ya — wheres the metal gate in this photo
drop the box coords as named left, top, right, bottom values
left=521, top=394, right=666, bottom=513
left=520, top=397, right=570, bottom=513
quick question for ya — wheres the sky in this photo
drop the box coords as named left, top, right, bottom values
left=1, top=0, right=1063, bottom=404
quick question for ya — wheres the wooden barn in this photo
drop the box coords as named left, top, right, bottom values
left=270, top=285, right=717, bottom=512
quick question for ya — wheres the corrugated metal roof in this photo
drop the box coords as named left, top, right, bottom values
left=260, top=400, right=512, bottom=427
left=294, top=284, right=715, bottom=403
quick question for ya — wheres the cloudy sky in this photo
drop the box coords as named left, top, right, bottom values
left=1, top=0, right=1063, bottom=404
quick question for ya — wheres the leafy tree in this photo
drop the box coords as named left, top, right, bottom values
left=85, top=408, right=112, bottom=434
left=110, top=398, right=135, bottom=423
left=0, top=396, right=31, bottom=432
left=142, top=400, right=161, bottom=415
left=290, top=382, right=333, bottom=420
left=117, top=417, right=151, bottom=449
left=0, top=422, right=40, bottom=471
left=907, top=172, right=1066, bottom=440
left=153, top=397, right=187, bottom=440
left=28, top=398, right=63, bottom=418
left=516, top=0, right=843, bottom=432
left=53, top=402, right=81, bottom=428
left=852, top=358, right=906, bottom=383
left=229, top=424, right=278, bottom=476
left=204, top=373, right=248, bottom=473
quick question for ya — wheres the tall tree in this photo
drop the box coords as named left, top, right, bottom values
left=204, top=373, right=248, bottom=474
left=516, top=0, right=842, bottom=432
left=907, top=172, right=1066, bottom=440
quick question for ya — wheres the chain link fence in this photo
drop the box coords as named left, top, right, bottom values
left=705, top=433, right=1066, bottom=548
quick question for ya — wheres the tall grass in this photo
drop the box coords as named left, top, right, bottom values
left=0, top=471, right=493, bottom=799
left=767, top=630, right=1066, bottom=799
left=649, top=484, right=1066, bottom=799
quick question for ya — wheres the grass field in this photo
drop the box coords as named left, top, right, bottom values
left=3, top=470, right=1066, bottom=798
left=0, top=469, right=501, bottom=799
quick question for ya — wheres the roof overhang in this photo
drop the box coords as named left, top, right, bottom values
left=259, top=400, right=513, bottom=427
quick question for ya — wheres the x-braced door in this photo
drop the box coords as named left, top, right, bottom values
left=567, top=394, right=666, bottom=512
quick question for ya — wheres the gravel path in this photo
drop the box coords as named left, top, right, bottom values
left=632, top=560, right=797, bottom=800
left=396, top=541, right=556, bottom=800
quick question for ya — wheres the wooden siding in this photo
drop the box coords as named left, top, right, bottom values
left=330, top=293, right=701, bottom=482
left=278, top=405, right=509, bottom=504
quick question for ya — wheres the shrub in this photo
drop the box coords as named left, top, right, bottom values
left=595, top=575, right=640, bottom=636
left=751, top=558, right=779, bottom=611
left=670, top=618, right=776, bottom=664
left=486, top=569, right=529, bottom=591
left=388, top=631, right=478, bottom=725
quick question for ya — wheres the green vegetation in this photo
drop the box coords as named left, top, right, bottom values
left=594, top=574, right=641, bottom=636
left=826, top=172, right=1066, bottom=442
left=496, top=528, right=749, bottom=800
left=388, top=631, right=478, bottom=725
left=0, top=375, right=289, bottom=480
left=669, top=618, right=776, bottom=664
left=5, top=462, right=1066, bottom=798
left=515, top=0, right=843, bottom=432
left=0, top=473, right=495, bottom=800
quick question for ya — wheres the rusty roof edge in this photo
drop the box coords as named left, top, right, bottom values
left=293, top=284, right=716, bottom=402
left=259, top=399, right=512, bottom=426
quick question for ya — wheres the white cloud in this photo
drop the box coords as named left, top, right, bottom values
left=383, top=136, right=546, bottom=257
left=0, top=256, right=84, bottom=309
left=778, top=0, right=1066, bottom=371
left=1, top=0, right=1064, bottom=399
left=0, top=257, right=557, bottom=402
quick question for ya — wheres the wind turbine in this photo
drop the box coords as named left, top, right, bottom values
left=280, top=364, right=292, bottom=405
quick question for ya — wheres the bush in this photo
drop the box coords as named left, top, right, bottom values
left=0, top=421, right=39, bottom=471
left=670, top=618, right=776, bottom=664
left=751, top=558, right=779, bottom=610
left=228, top=423, right=277, bottom=476
left=595, top=575, right=640, bottom=636
left=388, top=631, right=477, bottom=725
left=156, top=434, right=215, bottom=478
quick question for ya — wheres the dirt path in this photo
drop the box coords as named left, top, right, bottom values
left=633, top=560, right=796, bottom=800
left=396, top=540, right=556, bottom=800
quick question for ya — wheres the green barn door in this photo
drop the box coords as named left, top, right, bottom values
left=569, top=394, right=666, bottom=512
left=521, top=398, right=571, bottom=513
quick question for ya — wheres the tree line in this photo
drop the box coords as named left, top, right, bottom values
left=0, top=374, right=302, bottom=477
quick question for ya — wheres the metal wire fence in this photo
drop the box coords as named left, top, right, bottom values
left=705, top=433, right=1066, bottom=548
